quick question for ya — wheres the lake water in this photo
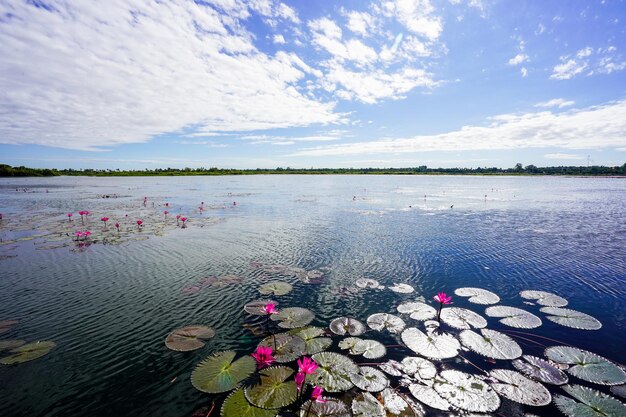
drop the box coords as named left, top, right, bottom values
left=0, top=175, right=625, bottom=417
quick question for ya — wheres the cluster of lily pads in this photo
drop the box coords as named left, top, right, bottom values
left=167, top=279, right=626, bottom=417
left=0, top=320, right=56, bottom=365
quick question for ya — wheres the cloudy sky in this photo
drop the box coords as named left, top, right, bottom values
left=1, top=0, right=625, bottom=169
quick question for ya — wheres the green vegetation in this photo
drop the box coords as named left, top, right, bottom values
left=1, top=163, right=625, bottom=177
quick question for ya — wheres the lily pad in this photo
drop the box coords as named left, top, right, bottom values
left=0, top=340, right=56, bottom=365
left=329, top=317, right=366, bottom=336
left=165, top=325, right=216, bottom=352
left=289, top=327, right=331, bottom=355
left=389, top=283, right=414, bottom=294
left=245, top=366, right=297, bottom=409
left=440, top=307, right=487, bottom=330
left=310, top=352, right=359, bottom=392
left=355, top=278, right=384, bottom=289
left=512, top=355, right=568, bottom=385
left=540, top=307, right=602, bottom=330
left=402, top=357, right=437, bottom=380
left=409, top=383, right=451, bottom=411
left=259, top=333, right=305, bottom=363
left=401, top=327, right=460, bottom=360
left=554, top=384, right=626, bottom=417
left=259, top=281, right=293, bottom=296
left=351, top=339, right=386, bottom=359
left=0, top=340, right=26, bottom=351
left=397, top=302, right=437, bottom=321
left=220, top=388, right=277, bottom=417
left=485, top=306, right=543, bottom=329
left=520, top=290, right=568, bottom=307
left=379, top=360, right=404, bottom=377
left=338, top=337, right=361, bottom=350
left=545, top=346, right=626, bottom=385
left=271, top=307, right=315, bottom=329
left=367, top=313, right=406, bottom=334
left=455, top=287, right=500, bottom=305
left=191, top=351, right=256, bottom=393
left=460, top=328, right=522, bottom=360
left=489, top=369, right=552, bottom=406
left=434, top=370, right=501, bottom=413
left=299, top=399, right=350, bottom=417
left=244, top=299, right=278, bottom=315
left=381, top=388, right=425, bottom=416
left=352, top=392, right=385, bottom=417
left=350, top=366, right=389, bottom=392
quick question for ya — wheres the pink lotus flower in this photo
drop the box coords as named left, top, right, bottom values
left=263, top=303, right=278, bottom=315
left=78, top=211, right=85, bottom=216
left=311, top=386, right=326, bottom=403
left=295, top=372, right=305, bottom=391
left=83, top=231, right=91, bottom=237
left=251, top=346, right=275, bottom=368
left=67, top=213, right=73, bottom=220
left=434, top=292, right=452, bottom=304
left=75, top=231, right=83, bottom=238
left=84, top=211, right=90, bottom=216
left=164, top=210, right=169, bottom=216
left=114, top=222, right=120, bottom=231
left=297, top=357, right=318, bottom=375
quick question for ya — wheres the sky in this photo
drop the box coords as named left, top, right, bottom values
left=1, top=0, right=626, bottom=170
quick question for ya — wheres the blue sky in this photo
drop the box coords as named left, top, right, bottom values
left=1, top=0, right=625, bottom=169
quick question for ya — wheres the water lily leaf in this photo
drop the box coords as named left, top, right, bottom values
left=545, top=346, right=626, bottom=385
left=389, top=283, right=414, bottom=294
left=379, top=360, right=404, bottom=377
left=554, top=384, right=626, bottom=417
left=244, top=299, right=278, bottom=315
left=485, top=306, right=542, bottom=329
left=271, top=307, right=315, bottom=329
left=520, top=290, right=568, bottom=307
left=409, top=383, right=451, bottom=411
left=540, top=307, right=602, bottom=330
left=288, top=327, right=331, bottom=355
left=191, top=350, right=256, bottom=393
left=401, top=327, right=460, bottom=360
left=0, top=340, right=56, bottom=364
left=350, top=366, right=389, bottom=392
left=489, top=369, right=552, bottom=406
left=397, top=302, right=437, bottom=321
left=220, top=388, right=277, bottom=417
left=299, top=399, right=350, bottom=417
left=245, top=366, right=297, bottom=409
left=512, top=355, right=568, bottom=385
left=259, top=281, right=293, bottom=296
left=611, top=385, right=626, bottom=399
left=402, top=357, right=437, bottom=380
left=352, top=392, right=385, bottom=417
left=338, top=337, right=361, bottom=350
left=434, top=370, right=501, bottom=413
left=351, top=339, right=386, bottom=359
left=440, top=307, right=487, bottom=330
left=367, top=313, right=406, bottom=334
left=460, top=328, right=522, bottom=360
left=310, top=352, right=359, bottom=392
left=329, top=317, right=366, bottom=336
left=258, top=333, right=305, bottom=363
left=165, top=325, right=215, bottom=352
left=381, top=388, right=425, bottom=416
left=301, top=269, right=325, bottom=284
left=0, top=320, right=19, bottom=334
left=0, top=340, right=26, bottom=351
left=355, top=278, right=384, bottom=289
left=455, top=287, right=500, bottom=305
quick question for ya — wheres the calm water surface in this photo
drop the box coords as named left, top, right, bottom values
left=0, top=175, right=625, bottom=416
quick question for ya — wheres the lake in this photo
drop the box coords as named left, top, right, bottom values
left=1, top=175, right=625, bottom=417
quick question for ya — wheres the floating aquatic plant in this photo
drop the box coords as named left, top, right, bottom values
left=329, top=317, right=366, bottom=336
left=271, top=307, right=315, bottom=329
left=259, top=281, right=293, bottom=296
left=397, top=301, right=436, bottom=321
left=0, top=340, right=56, bottom=365
left=554, top=384, right=626, bottom=417
left=545, top=346, right=626, bottom=385
left=244, top=366, right=297, bottom=409
left=512, top=354, right=569, bottom=385
left=389, top=283, right=414, bottom=294
left=366, top=313, right=406, bottom=334
left=455, top=287, right=501, bottom=304
left=439, top=307, right=487, bottom=330
left=434, top=369, right=501, bottom=412
left=401, top=327, right=460, bottom=360
left=164, top=325, right=215, bottom=352
left=488, top=368, right=552, bottom=406
left=520, top=290, right=568, bottom=307
left=485, top=305, right=543, bottom=329
left=540, top=307, right=602, bottom=330
left=459, top=328, right=522, bottom=360
left=191, top=351, right=256, bottom=393
left=309, top=352, right=359, bottom=392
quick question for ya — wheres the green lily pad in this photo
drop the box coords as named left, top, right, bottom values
left=310, top=352, right=359, bottom=392
left=351, top=339, right=386, bottom=359
left=520, top=290, right=568, bottom=307
left=554, top=384, right=626, bottom=417
left=271, top=307, right=315, bottom=329
left=220, top=388, right=276, bottom=417
left=299, top=399, right=350, bottom=417
left=338, top=337, right=361, bottom=350
left=0, top=340, right=26, bottom=351
left=0, top=340, right=56, bottom=364
left=164, top=325, right=215, bottom=352
left=244, top=299, right=278, bottom=315
left=329, top=317, right=366, bottom=336
left=402, top=357, right=437, bottom=380
left=397, top=302, right=436, bottom=321
left=245, top=366, right=297, bottom=409
left=459, top=328, right=522, bottom=360
left=455, top=287, right=500, bottom=304
left=389, top=283, right=414, bottom=294
left=191, top=350, right=256, bottom=393
left=355, top=278, right=384, bottom=289
left=540, top=307, right=602, bottom=330
left=434, top=370, right=501, bottom=413
left=512, top=355, right=568, bottom=385
left=258, top=333, right=305, bottom=363
left=485, top=306, right=542, bottom=329
left=352, top=392, right=385, bottom=417
left=350, top=366, right=389, bottom=392
left=367, top=313, right=406, bottom=334
left=259, top=281, right=293, bottom=296
left=409, top=383, right=451, bottom=411
left=401, top=327, right=460, bottom=360
left=545, top=346, right=626, bottom=385
left=440, top=307, right=487, bottom=330
left=289, top=327, right=331, bottom=355
left=380, top=388, right=425, bottom=416
left=489, top=369, right=552, bottom=406
left=379, top=360, right=403, bottom=376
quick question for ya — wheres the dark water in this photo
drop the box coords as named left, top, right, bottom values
left=0, top=175, right=624, bottom=417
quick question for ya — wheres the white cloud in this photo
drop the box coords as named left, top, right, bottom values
left=544, top=153, right=585, bottom=160
left=291, top=100, right=626, bottom=156
left=508, top=53, right=528, bottom=66
left=576, top=46, right=593, bottom=58
left=550, top=59, right=588, bottom=80
left=520, top=67, right=528, bottom=77
left=535, top=98, right=575, bottom=108
left=345, top=10, right=376, bottom=36
left=550, top=45, right=625, bottom=80
left=273, top=34, right=286, bottom=44
left=378, top=0, right=442, bottom=41
left=0, top=0, right=340, bottom=150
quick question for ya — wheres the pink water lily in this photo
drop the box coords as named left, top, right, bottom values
left=251, top=346, right=275, bottom=369
left=114, top=222, right=120, bottom=231
left=295, top=372, right=305, bottom=391
left=297, top=357, right=318, bottom=375
left=434, top=292, right=452, bottom=304
left=83, top=231, right=91, bottom=237
left=311, top=386, right=326, bottom=403
left=263, top=303, right=278, bottom=315
left=67, top=213, right=73, bottom=221
left=163, top=210, right=169, bottom=217
left=101, top=217, right=109, bottom=227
